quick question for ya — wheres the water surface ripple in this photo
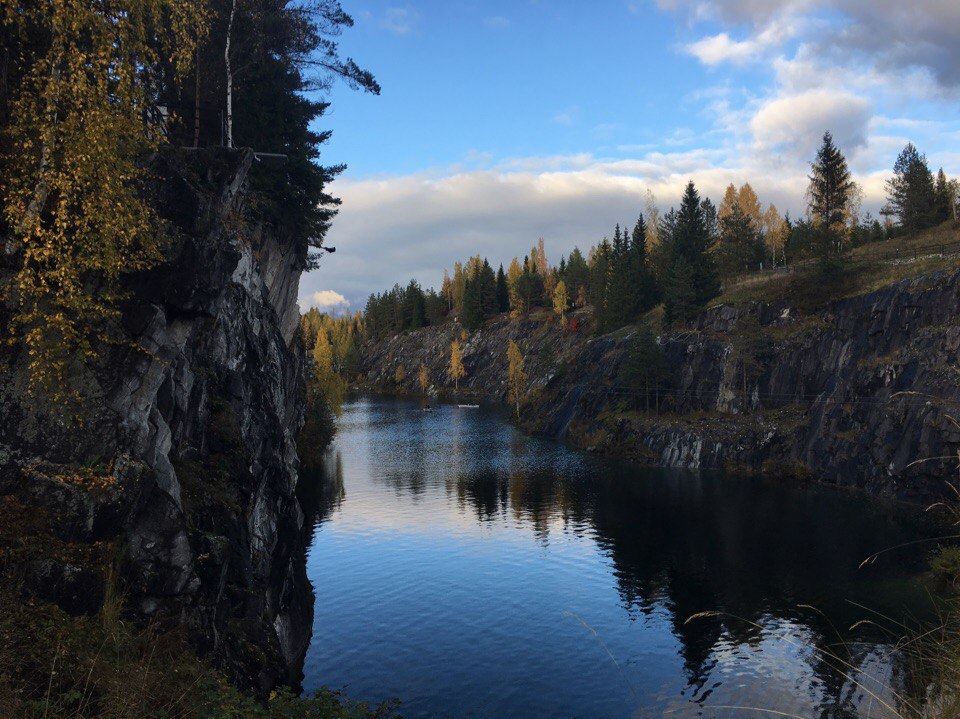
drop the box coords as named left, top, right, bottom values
left=300, top=397, right=936, bottom=719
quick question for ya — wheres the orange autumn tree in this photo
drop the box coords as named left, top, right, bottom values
left=418, top=362, right=430, bottom=394
left=507, top=339, right=526, bottom=420
left=448, top=338, right=466, bottom=391
left=1, top=1, right=208, bottom=396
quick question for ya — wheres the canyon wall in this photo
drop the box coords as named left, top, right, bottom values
left=361, top=270, right=960, bottom=500
left=0, top=148, right=311, bottom=691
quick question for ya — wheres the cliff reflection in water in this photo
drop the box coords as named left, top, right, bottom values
left=300, top=397, right=936, bottom=719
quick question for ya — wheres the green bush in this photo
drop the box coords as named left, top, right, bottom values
left=930, top=545, right=960, bottom=586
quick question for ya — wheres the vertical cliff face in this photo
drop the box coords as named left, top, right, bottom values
left=359, top=270, right=960, bottom=501
left=0, top=149, right=311, bottom=690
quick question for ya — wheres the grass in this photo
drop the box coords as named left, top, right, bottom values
left=0, top=585, right=400, bottom=718
left=715, top=222, right=960, bottom=312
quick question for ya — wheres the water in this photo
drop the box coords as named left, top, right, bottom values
left=300, top=397, right=939, bottom=719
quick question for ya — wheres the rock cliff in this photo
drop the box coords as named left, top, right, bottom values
left=0, top=149, right=311, bottom=691
left=361, top=270, right=960, bottom=501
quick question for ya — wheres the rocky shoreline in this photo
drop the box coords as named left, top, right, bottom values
left=360, top=269, right=960, bottom=501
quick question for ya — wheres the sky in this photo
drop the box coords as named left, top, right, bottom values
left=299, top=0, right=960, bottom=313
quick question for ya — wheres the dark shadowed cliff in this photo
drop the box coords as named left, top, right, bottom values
left=360, top=269, right=960, bottom=501
left=0, top=148, right=311, bottom=691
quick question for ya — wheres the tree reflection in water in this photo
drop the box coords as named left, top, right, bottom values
left=300, top=398, right=939, bottom=718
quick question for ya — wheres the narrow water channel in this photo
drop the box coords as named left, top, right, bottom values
left=299, top=397, right=938, bottom=718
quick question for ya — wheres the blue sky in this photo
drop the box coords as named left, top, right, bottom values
left=301, top=0, right=960, bottom=312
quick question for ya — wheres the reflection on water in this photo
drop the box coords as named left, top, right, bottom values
left=299, top=397, right=937, bottom=719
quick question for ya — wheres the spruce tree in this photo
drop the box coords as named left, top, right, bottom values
left=565, top=248, right=590, bottom=306
left=604, top=225, right=632, bottom=331
left=885, top=143, right=937, bottom=232
left=670, top=181, right=720, bottom=306
left=807, top=131, right=854, bottom=265
left=663, top=257, right=697, bottom=327
left=621, top=324, right=668, bottom=413
left=478, top=258, right=498, bottom=319
left=717, top=201, right=764, bottom=277
left=496, top=264, right=510, bottom=313
left=460, top=277, right=481, bottom=331
left=589, top=240, right=612, bottom=332
left=934, top=168, right=953, bottom=224
left=629, top=214, right=658, bottom=316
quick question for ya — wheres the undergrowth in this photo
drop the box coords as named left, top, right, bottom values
left=0, top=584, right=399, bottom=718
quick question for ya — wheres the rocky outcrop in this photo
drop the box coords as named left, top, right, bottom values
left=361, top=271, right=960, bottom=501
left=0, top=148, right=311, bottom=691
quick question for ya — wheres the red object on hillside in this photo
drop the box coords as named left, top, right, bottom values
left=566, top=317, right=579, bottom=333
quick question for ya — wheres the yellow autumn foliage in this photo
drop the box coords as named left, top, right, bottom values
left=1, top=0, right=208, bottom=397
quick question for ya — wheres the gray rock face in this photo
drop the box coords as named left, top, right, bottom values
left=361, top=272, right=960, bottom=501
left=0, top=148, right=310, bottom=691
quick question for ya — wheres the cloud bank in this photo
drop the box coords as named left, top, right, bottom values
left=298, top=0, right=960, bottom=311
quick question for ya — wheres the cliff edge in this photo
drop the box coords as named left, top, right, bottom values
left=0, top=148, right=310, bottom=691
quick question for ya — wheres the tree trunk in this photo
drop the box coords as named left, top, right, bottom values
left=224, top=0, right=237, bottom=148
left=742, top=365, right=747, bottom=412
left=193, top=48, right=201, bottom=148
left=16, top=49, right=62, bottom=238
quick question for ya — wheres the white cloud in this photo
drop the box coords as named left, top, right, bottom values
left=686, top=19, right=795, bottom=65
left=551, top=106, right=581, bottom=125
left=299, top=0, right=960, bottom=309
left=484, top=16, right=511, bottom=29
left=667, top=0, right=960, bottom=91
left=750, top=89, right=872, bottom=155
left=302, top=145, right=899, bottom=309
left=306, top=290, right=350, bottom=312
left=380, top=7, right=419, bottom=35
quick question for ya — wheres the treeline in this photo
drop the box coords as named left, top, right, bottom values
left=364, top=133, right=958, bottom=339
left=298, top=308, right=364, bottom=462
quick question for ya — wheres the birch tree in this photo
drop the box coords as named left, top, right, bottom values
left=448, top=339, right=466, bottom=391
left=507, top=340, right=527, bottom=420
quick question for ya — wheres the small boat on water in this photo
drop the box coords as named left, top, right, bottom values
left=457, top=404, right=480, bottom=409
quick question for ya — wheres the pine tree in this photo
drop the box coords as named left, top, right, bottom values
left=496, top=264, right=510, bottom=313
left=808, top=131, right=855, bottom=264
left=418, top=363, right=430, bottom=394
left=885, top=143, right=937, bottom=233
left=448, top=339, right=466, bottom=391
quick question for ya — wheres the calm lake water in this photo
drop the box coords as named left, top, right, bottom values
left=299, top=397, right=938, bottom=719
